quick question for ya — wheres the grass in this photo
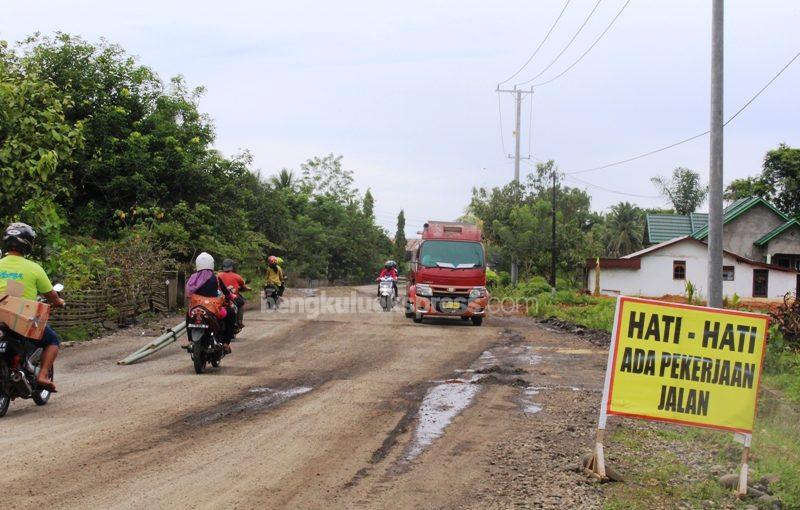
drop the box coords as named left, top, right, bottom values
left=500, top=280, right=800, bottom=507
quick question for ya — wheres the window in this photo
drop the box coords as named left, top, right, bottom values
left=673, top=260, right=686, bottom=280
left=419, top=241, right=484, bottom=269
left=722, top=266, right=735, bottom=281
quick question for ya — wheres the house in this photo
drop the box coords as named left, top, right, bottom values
left=587, top=236, right=799, bottom=299
left=590, top=197, right=800, bottom=299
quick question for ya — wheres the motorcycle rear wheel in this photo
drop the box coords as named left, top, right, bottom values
left=193, top=352, right=206, bottom=374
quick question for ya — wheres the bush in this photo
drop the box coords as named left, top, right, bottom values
left=770, top=293, right=800, bottom=348
left=516, top=276, right=553, bottom=297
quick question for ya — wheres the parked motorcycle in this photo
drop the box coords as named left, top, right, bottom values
left=378, top=276, right=396, bottom=312
left=0, top=283, right=63, bottom=418
left=186, top=304, right=225, bottom=374
left=263, top=283, right=279, bottom=310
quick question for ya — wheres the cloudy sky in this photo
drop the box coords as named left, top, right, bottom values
left=5, top=1, right=799, bottom=235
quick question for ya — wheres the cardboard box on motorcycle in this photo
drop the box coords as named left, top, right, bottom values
left=0, top=290, right=50, bottom=341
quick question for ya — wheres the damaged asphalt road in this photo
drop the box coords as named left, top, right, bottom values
left=0, top=286, right=611, bottom=509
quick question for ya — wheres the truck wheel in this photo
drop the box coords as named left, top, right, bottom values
left=471, top=317, right=483, bottom=326
left=404, top=300, right=414, bottom=318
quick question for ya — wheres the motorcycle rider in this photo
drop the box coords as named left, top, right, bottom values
left=184, top=252, right=236, bottom=353
left=0, top=223, right=65, bottom=392
left=218, top=258, right=250, bottom=329
left=265, top=256, right=284, bottom=304
left=376, top=260, right=399, bottom=299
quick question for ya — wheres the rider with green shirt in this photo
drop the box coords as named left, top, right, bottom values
left=0, top=223, right=65, bottom=392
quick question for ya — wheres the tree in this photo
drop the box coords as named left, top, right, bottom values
left=0, top=42, right=83, bottom=225
left=651, top=167, right=708, bottom=215
left=362, top=188, right=374, bottom=219
left=761, top=144, right=800, bottom=217
left=300, top=154, right=357, bottom=204
left=394, top=210, right=407, bottom=264
left=723, top=176, right=768, bottom=202
left=270, top=169, right=295, bottom=190
left=605, top=202, right=644, bottom=257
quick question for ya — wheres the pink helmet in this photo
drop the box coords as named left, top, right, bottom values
left=268, top=255, right=278, bottom=265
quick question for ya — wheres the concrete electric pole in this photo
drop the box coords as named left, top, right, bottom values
left=707, top=0, right=724, bottom=308
left=496, top=86, right=533, bottom=287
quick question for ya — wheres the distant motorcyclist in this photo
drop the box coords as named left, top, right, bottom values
left=0, top=223, right=65, bottom=392
left=376, top=260, right=399, bottom=298
left=185, top=252, right=236, bottom=353
left=265, top=256, right=284, bottom=300
left=218, top=258, right=250, bottom=329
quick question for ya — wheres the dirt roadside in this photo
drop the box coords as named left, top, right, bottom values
left=0, top=286, right=755, bottom=509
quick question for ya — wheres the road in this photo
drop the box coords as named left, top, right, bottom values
left=1, top=286, right=609, bottom=509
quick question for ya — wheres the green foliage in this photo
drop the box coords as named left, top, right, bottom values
left=650, top=167, right=708, bottom=215
left=605, top=201, right=645, bottom=257
left=0, top=33, right=393, bottom=284
left=394, top=210, right=407, bottom=264
left=685, top=280, right=697, bottom=305
left=723, top=144, right=800, bottom=217
left=470, top=160, right=602, bottom=283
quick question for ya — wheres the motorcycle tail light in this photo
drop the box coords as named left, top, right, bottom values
left=10, top=354, right=21, bottom=370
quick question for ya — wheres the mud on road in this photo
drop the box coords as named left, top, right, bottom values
left=1, top=286, right=613, bottom=509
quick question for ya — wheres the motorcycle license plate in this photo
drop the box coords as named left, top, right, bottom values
left=0, top=341, right=6, bottom=353
left=188, top=323, right=209, bottom=329
left=441, top=301, right=461, bottom=310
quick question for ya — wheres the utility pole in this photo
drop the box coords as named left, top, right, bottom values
left=496, top=86, right=533, bottom=287
left=707, top=0, right=724, bottom=308
left=551, top=166, right=557, bottom=288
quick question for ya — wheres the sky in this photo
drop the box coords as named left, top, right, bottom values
left=4, top=1, right=799, bottom=236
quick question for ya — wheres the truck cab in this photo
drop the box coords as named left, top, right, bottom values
left=406, top=221, right=489, bottom=326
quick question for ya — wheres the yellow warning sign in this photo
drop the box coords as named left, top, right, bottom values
left=602, top=297, right=769, bottom=433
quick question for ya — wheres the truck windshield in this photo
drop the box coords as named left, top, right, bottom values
left=419, top=241, right=484, bottom=269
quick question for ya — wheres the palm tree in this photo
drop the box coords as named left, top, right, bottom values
left=606, top=202, right=645, bottom=257
left=270, top=169, right=295, bottom=190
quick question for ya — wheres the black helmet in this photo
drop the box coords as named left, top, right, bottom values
left=2, top=222, right=36, bottom=255
left=222, top=258, right=235, bottom=272
left=385, top=260, right=397, bottom=269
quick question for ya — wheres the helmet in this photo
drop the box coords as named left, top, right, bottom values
left=268, top=255, right=278, bottom=266
left=385, top=260, right=397, bottom=269
left=195, top=252, right=214, bottom=271
left=222, top=258, right=235, bottom=272
left=2, top=222, right=36, bottom=255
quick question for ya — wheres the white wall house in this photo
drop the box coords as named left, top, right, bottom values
left=587, top=236, right=799, bottom=300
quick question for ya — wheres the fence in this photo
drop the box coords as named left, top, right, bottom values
left=49, top=271, right=179, bottom=330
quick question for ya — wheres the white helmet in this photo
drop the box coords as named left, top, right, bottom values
left=195, top=252, right=214, bottom=271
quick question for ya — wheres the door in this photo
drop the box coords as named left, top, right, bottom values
left=753, top=269, right=769, bottom=298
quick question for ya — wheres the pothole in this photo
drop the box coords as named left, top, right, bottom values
left=182, top=386, right=313, bottom=425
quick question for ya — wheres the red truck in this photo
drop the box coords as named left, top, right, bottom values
left=405, top=221, right=489, bottom=326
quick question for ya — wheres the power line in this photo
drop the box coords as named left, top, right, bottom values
left=527, top=89, right=534, bottom=156
left=497, top=0, right=573, bottom=86
left=496, top=91, right=508, bottom=156
left=532, top=0, right=631, bottom=88
left=564, top=174, right=660, bottom=199
left=516, top=0, right=604, bottom=87
left=567, top=47, right=800, bottom=176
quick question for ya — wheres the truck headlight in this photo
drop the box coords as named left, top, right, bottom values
left=469, top=287, right=487, bottom=299
left=416, top=284, right=433, bottom=297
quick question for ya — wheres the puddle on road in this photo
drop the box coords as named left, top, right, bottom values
left=404, top=377, right=481, bottom=461
left=403, top=336, right=545, bottom=461
left=184, top=386, right=313, bottom=425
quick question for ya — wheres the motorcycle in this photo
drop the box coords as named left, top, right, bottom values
left=186, top=303, right=226, bottom=374
left=263, top=283, right=279, bottom=310
left=0, top=283, right=63, bottom=418
left=378, top=276, right=396, bottom=312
